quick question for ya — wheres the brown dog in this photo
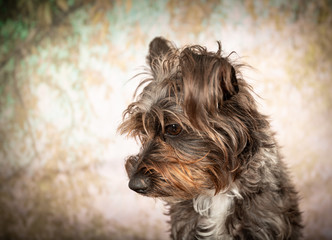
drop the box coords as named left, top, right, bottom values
left=119, top=37, right=302, bottom=239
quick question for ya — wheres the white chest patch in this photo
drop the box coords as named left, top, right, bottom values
left=193, top=191, right=234, bottom=239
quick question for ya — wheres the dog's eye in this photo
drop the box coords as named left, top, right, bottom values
left=165, top=124, right=182, bottom=136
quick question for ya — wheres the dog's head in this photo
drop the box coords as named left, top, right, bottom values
left=119, top=37, right=264, bottom=200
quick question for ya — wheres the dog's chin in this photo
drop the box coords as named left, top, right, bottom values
left=148, top=188, right=214, bottom=202
left=128, top=174, right=219, bottom=201
left=160, top=196, right=186, bottom=204
left=132, top=187, right=202, bottom=202
left=160, top=194, right=199, bottom=203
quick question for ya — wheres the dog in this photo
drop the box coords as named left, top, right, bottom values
left=119, top=37, right=302, bottom=239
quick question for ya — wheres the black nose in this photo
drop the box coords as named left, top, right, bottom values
left=128, top=173, right=151, bottom=194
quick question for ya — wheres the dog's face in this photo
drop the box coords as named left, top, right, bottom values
left=119, top=37, right=259, bottom=200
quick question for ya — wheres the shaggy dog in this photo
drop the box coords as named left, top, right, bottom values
left=119, top=37, right=302, bottom=239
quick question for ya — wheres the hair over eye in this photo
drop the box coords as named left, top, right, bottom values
left=165, top=124, right=182, bottom=136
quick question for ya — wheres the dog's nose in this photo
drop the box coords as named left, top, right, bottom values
left=128, top=173, right=151, bottom=194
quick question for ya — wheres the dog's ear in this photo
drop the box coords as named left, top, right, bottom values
left=180, top=46, right=239, bottom=129
left=147, top=37, right=172, bottom=75
left=221, top=65, right=239, bottom=101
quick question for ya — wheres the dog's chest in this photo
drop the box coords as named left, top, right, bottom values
left=192, top=192, right=233, bottom=239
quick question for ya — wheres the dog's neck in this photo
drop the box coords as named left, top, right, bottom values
left=168, top=189, right=238, bottom=239
left=193, top=192, right=233, bottom=239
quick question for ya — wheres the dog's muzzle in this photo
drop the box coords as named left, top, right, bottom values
left=128, top=172, right=151, bottom=194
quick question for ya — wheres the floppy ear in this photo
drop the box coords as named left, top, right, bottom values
left=219, top=62, right=239, bottom=101
left=180, top=46, right=239, bottom=129
left=146, top=37, right=172, bottom=75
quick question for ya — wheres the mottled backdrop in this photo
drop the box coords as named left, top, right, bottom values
left=0, top=0, right=331, bottom=239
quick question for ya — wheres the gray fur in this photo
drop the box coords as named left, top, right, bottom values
left=119, top=37, right=302, bottom=239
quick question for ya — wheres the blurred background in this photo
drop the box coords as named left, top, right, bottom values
left=0, top=0, right=331, bottom=239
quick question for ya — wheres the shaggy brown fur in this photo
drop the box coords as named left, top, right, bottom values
left=119, top=37, right=302, bottom=239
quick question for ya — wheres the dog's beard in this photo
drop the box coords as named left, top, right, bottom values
left=124, top=127, right=234, bottom=200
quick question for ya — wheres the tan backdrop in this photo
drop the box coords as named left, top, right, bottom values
left=0, top=0, right=331, bottom=239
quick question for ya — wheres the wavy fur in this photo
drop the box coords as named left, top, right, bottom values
left=119, top=37, right=302, bottom=239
